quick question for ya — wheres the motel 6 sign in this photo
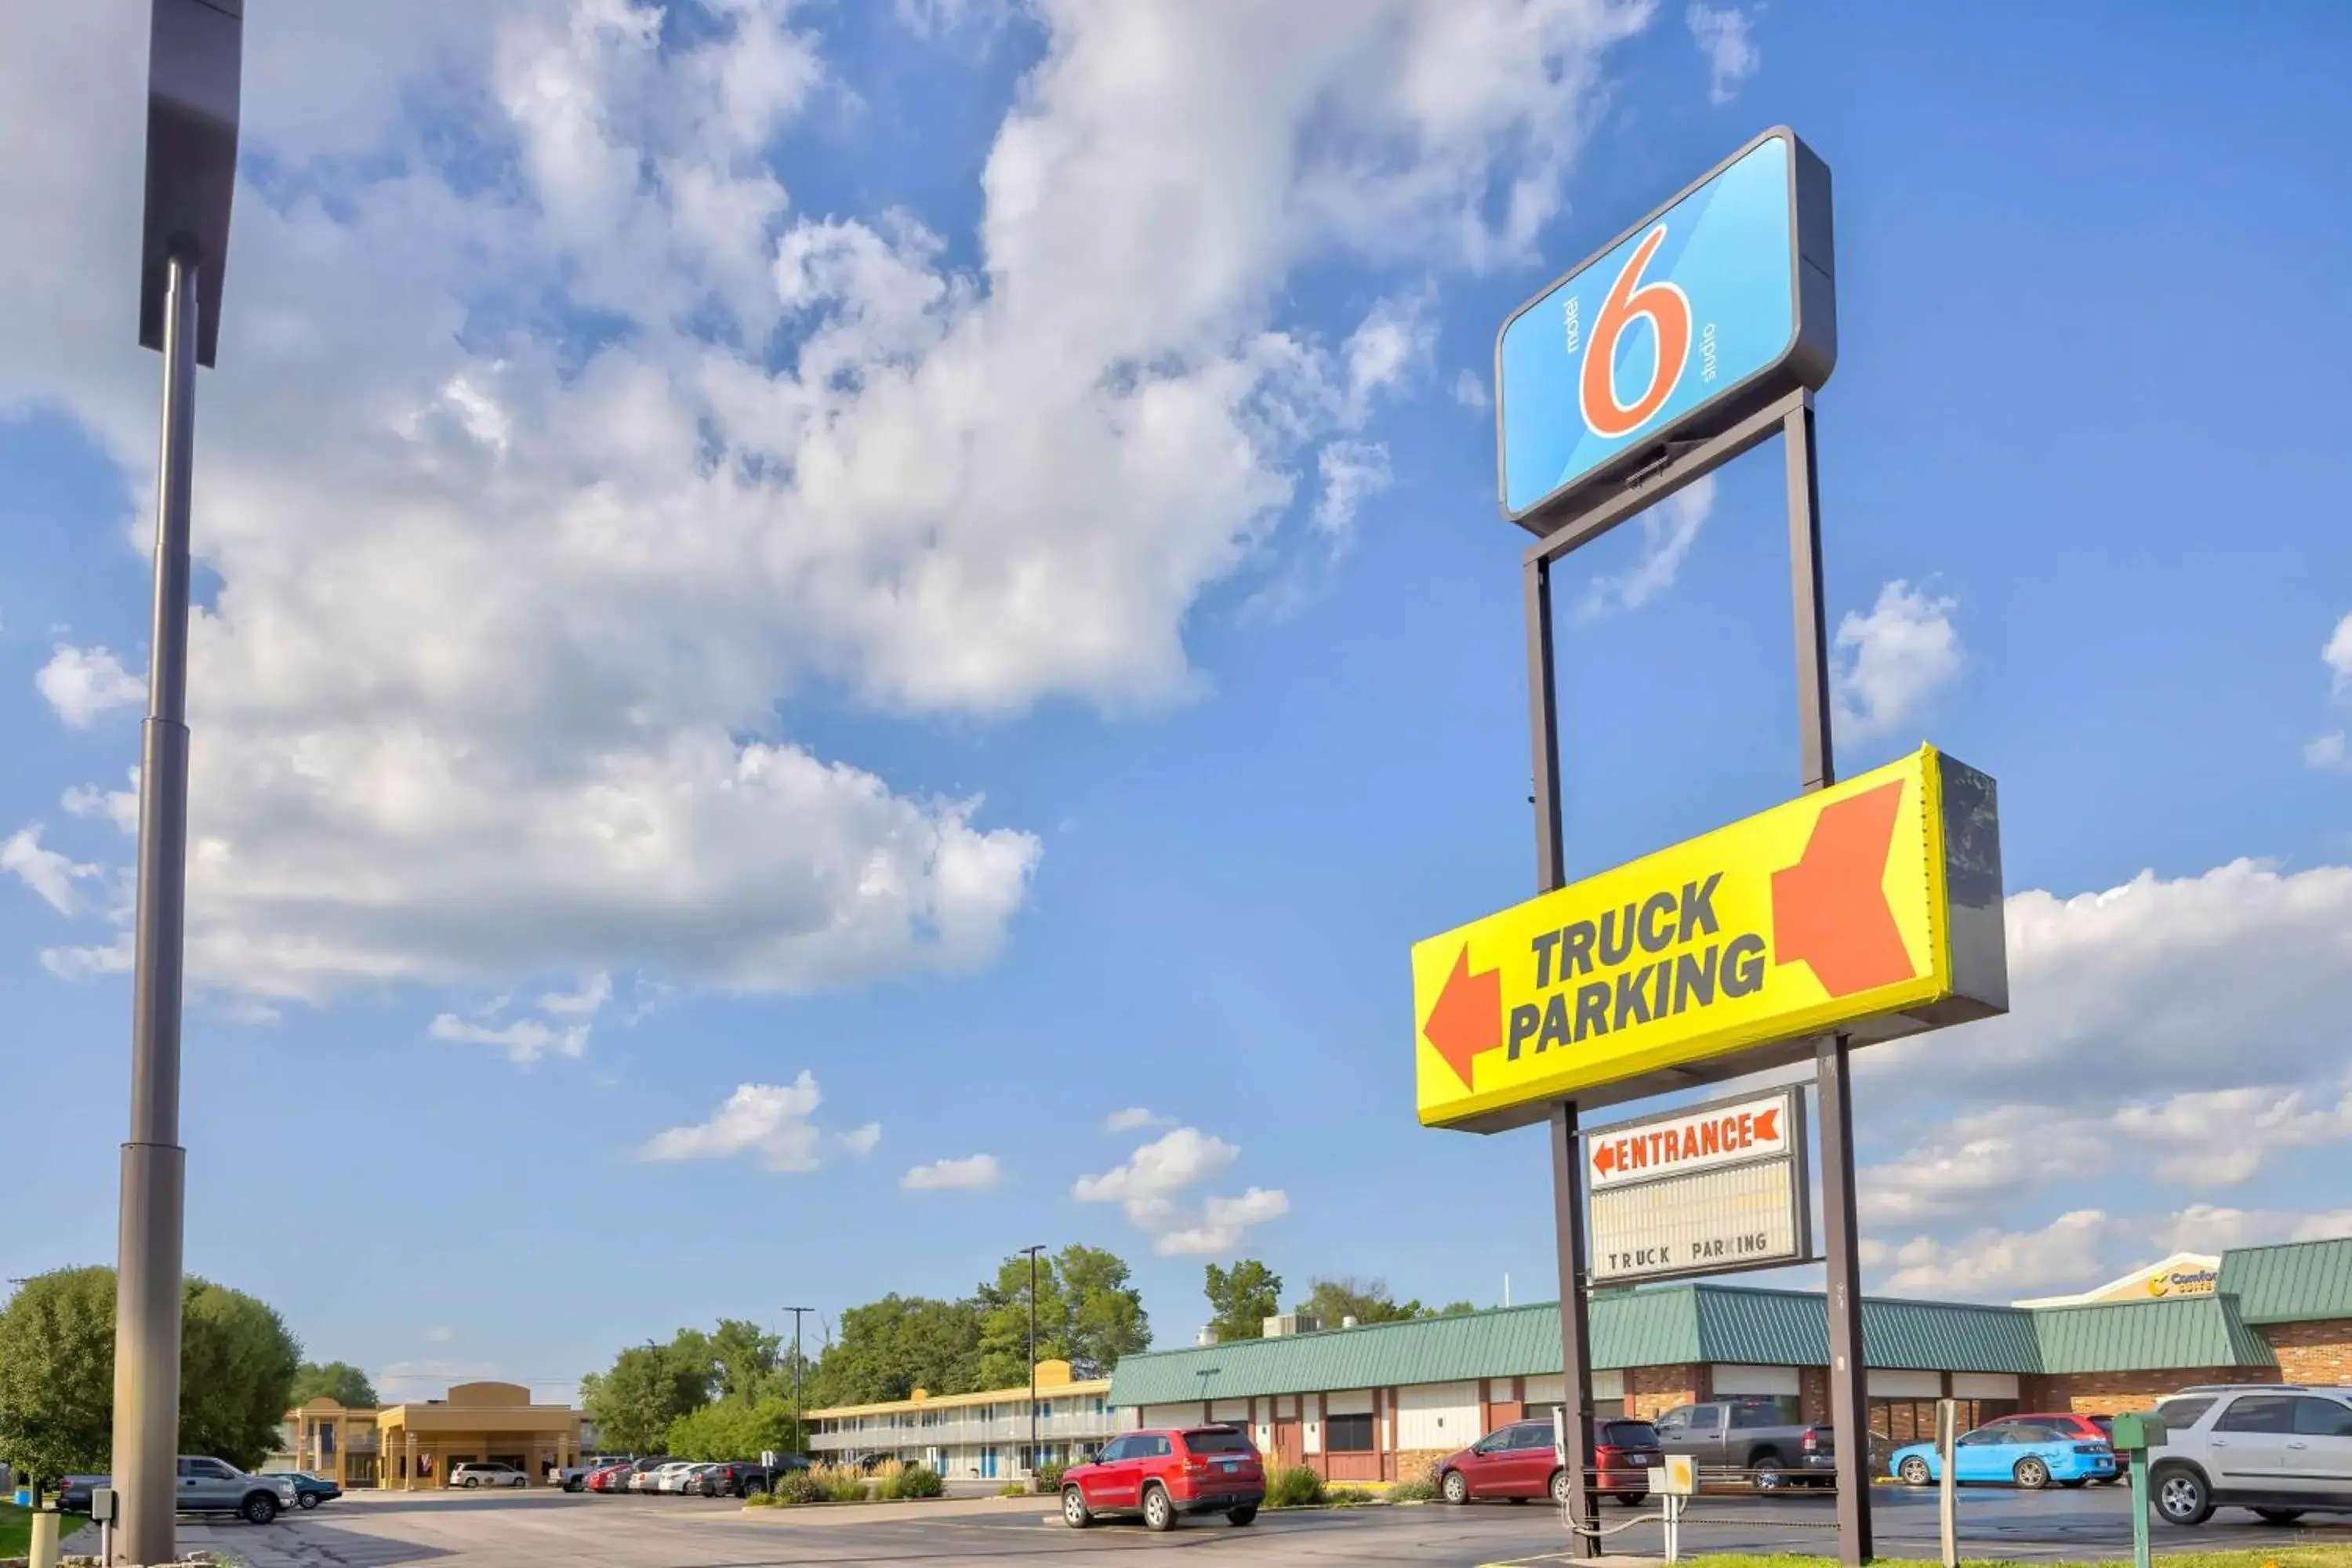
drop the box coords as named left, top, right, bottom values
left=1496, top=127, right=1838, bottom=525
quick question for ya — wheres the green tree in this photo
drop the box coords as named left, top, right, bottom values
left=289, top=1360, right=379, bottom=1409
left=1435, top=1300, right=1477, bottom=1316
left=976, top=1256, right=1069, bottom=1389
left=0, top=1268, right=301, bottom=1480
left=1058, top=1244, right=1150, bottom=1376
left=665, top=1393, right=800, bottom=1461
left=806, top=1296, right=982, bottom=1406
left=705, top=1318, right=781, bottom=1403
left=1203, top=1260, right=1282, bottom=1343
left=0, top=1268, right=114, bottom=1481
left=580, top=1340, right=712, bottom=1453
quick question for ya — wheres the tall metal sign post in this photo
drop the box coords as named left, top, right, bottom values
left=113, top=4, right=241, bottom=1563
left=1411, top=129, right=2009, bottom=1567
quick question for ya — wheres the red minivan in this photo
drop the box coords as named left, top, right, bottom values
left=1060, top=1425, right=1265, bottom=1531
left=1437, top=1417, right=1664, bottom=1507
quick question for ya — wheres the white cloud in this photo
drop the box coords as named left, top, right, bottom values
left=34, top=644, right=145, bottom=728
left=1684, top=4, right=1759, bottom=106
left=1575, top=476, right=1715, bottom=619
left=1074, top=1125, right=1287, bottom=1256
left=1103, top=1107, right=1170, bottom=1134
left=1864, top=858, right=2352, bottom=1109
left=537, top=972, right=612, bottom=1018
left=902, top=1153, right=1003, bottom=1191
left=2114, top=1083, right=2352, bottom=1185
left=1314, top=441, right=1393, bottom=539
left=1450, top=368, right=1490, bottom=412
left=1859, top=1106, right=2103, bottom=1228
left=1, top=826, right=101, bottom=916
left=2308, top=731, right=2350, bottom=772
left=2325, top=613, right=2352, bottom=695
left=63, top=771, right=140, bottom=835
left=1155, top=1187, right=1292, bottom=1257
left=40, top=936, right=131, bottom=981
left=2151, top=1203, right=2352, bottom=1257
left=1866, top=1210, right=2122, bottom=1300
left=424, top=1326, right=456, bottom=1345
left=1830, top=579, right=1962, bottom=740
left=636, top=1073, right=848, bottom=1174
left=428, top=1011, right=588, bottom=1065
left=1341, top=296, right=1431, bottom=423
left=0, top=0, right=1658, bottom=1007
left=837, top=1122, right=884, bottom=1157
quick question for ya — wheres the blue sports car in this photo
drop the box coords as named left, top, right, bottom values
left=262, top=1471, right=343, bottom=1508
left=1890, top=1414, right=2117, bottom=1489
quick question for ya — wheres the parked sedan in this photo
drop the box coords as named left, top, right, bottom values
left=260, top=1471, right=343, bottom=1509
left=1438, top=1417, right=1664, bottom=1508
left=1891, top=1416, right=2116, bottom=1490
left=648, top=1461, right=700, bottom=1494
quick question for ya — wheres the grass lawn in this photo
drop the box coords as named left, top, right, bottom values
left=1675, top=1553, right=2352, bottom=1568
left=0, top=1502, right=39, bottom=1557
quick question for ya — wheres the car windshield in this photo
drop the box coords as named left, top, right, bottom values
left=1183, top=1428, right=1253, bottom=1454
left=1601, top=1421, right=1660, bottom=1446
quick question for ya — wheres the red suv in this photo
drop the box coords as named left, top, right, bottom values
left=1060, top=1425, right=1265, bottom=1531
left=1438, top=1417, right=1664, bottom=1507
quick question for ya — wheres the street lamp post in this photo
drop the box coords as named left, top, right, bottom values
left=1022, top=1244, right=1046, bottom=1483
left=114, top=5, right=239, bottom=1564
left=782, top=1307, right=811, bottom=1455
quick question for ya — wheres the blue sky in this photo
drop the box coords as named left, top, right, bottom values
left=4, top=0, right=2350, bottom=1403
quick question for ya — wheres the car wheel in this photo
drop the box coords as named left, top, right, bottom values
left=462, top=1476, right=478, bottom=1489
left=2153, top=1465, right=2212, bottom=1526
left=1751, top=1457, right=1785, bottom=1491
left=1442, top=1468, right=1471, bottom=1505
left=242, top=1493, right=279, bottom=1525
left=1227, top=1505, right=1258, bottom=1526
left=1549, top=1468, right=1571, bottom=1506
left=1060, top=1486, right=1093, bottom=1529
left=1898, top=1457, right=1932, bottom=1486
left=746, top=1478, right=769, bottom=1497
left=297, top=1492, right=320, bottom=1510
left=1143, top=1483, right=1176, bottom=1533
left=1614, top=1492, right=1646, bottom=1508
left=2255, top=1508, right=2306, bottom=1525
left=2013, top=1457, right=2049, bottom=1491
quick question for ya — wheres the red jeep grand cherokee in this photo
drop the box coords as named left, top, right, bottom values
left=1060, top=1425, right=1265, bottom=1531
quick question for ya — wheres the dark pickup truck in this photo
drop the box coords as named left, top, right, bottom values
left=1652, top=1398, right=1839, bottom=1489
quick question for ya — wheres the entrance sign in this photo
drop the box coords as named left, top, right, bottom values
left=1496, top=127, right=1836, bottom=525
left=1586, top=1089, right=1810, bottom=1285
left=1413, top=746, right=2005, bottom=1131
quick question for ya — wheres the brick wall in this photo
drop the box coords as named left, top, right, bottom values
left=1625, top=1363, right=1706, bottom=1421
left=1798, top=1365, right=1830, bottom=1425
left=2023, top=1366, right=2270, bottom=1414
left=1396, top=1447, right=1451, bottom=1484
left=2265, top=1319, right=2352, bottom=1384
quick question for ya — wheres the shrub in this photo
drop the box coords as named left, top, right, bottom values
left=996, top=1480, right=1027, bottom=1497
left=894, top=1465, right=945, bottom=1499
left=1265, top=1465, right=1325, bottom=1508
left=1388, top=1472, right=1439, bottom=1503
left=806, top=1464, right=870, bottom=1503
left=769, top=1470, right=826, bottom=1505
left=1327, top=1486, right=1375, bottom=1506
left=1035, top=1461, right=1068, bottom=1491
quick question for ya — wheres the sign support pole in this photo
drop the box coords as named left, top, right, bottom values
left=1526, top=554, right=1599, bottom=1555
left=1784, top=395, right=1872, bottom=1565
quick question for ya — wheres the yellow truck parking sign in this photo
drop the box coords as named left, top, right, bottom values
left=1414, top=746, right=2007, bottom=1131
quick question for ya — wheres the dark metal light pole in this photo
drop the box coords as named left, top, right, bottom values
left=1022, top=1244, right=1046, bottom=1482
left=114, top=5, right=239, bottom=1564
left=782, top=1307, right=811, bottom=1454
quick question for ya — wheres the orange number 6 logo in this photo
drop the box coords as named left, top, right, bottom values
left=1578, top=224, right=1692, bottom=440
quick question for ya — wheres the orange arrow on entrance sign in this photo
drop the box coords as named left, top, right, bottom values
left=1422, top=944, right=1501, bottom=1089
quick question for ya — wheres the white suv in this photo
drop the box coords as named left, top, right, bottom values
left=2147, top=1385, right=2352, bottom=1526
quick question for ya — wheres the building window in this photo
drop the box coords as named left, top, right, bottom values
left=1869, top=1397, right=2016, bottom=1443
left=1325, top=1413, right=1376, bottom=1454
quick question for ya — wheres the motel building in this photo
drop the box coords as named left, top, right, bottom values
left=1098, top=1234, right=2352, bottom=1483
left=806, top=1359, right=1118, bottom=1480
left=273, top=1381, right=589, bottom=1490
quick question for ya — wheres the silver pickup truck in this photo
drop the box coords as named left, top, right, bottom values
left=59, top=1456, right=294, bottom=1523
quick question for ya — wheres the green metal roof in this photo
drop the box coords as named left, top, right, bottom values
left=1107, top=1285, right=2045, bottom=1408
left=2219, top=1236, right=2352, bottom=1325
left=2031, top=1295, right=2275, bottom=1374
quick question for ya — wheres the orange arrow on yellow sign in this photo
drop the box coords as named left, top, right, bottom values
left=1414, top=746, right=2008, bottom=1132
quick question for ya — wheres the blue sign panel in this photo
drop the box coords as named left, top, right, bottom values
left=1497, top=129, right=1835, bottom=524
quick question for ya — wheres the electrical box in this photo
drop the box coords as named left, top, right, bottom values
left=1661, top=1452, right=1699, bottom=1497
left=2108, top=1411, right=2167, bottom=1453
left=89, top=1487, right=118, bottom=1525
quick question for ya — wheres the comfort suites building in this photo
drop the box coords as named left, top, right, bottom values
left=1102, top=1235, right=2352, bottom=1484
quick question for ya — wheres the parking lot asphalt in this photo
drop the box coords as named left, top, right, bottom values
left=162, top=1484, right=2352, bottom=1566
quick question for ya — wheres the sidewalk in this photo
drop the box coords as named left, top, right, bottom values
left=726, top=1493, right=1050, bottom=1530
